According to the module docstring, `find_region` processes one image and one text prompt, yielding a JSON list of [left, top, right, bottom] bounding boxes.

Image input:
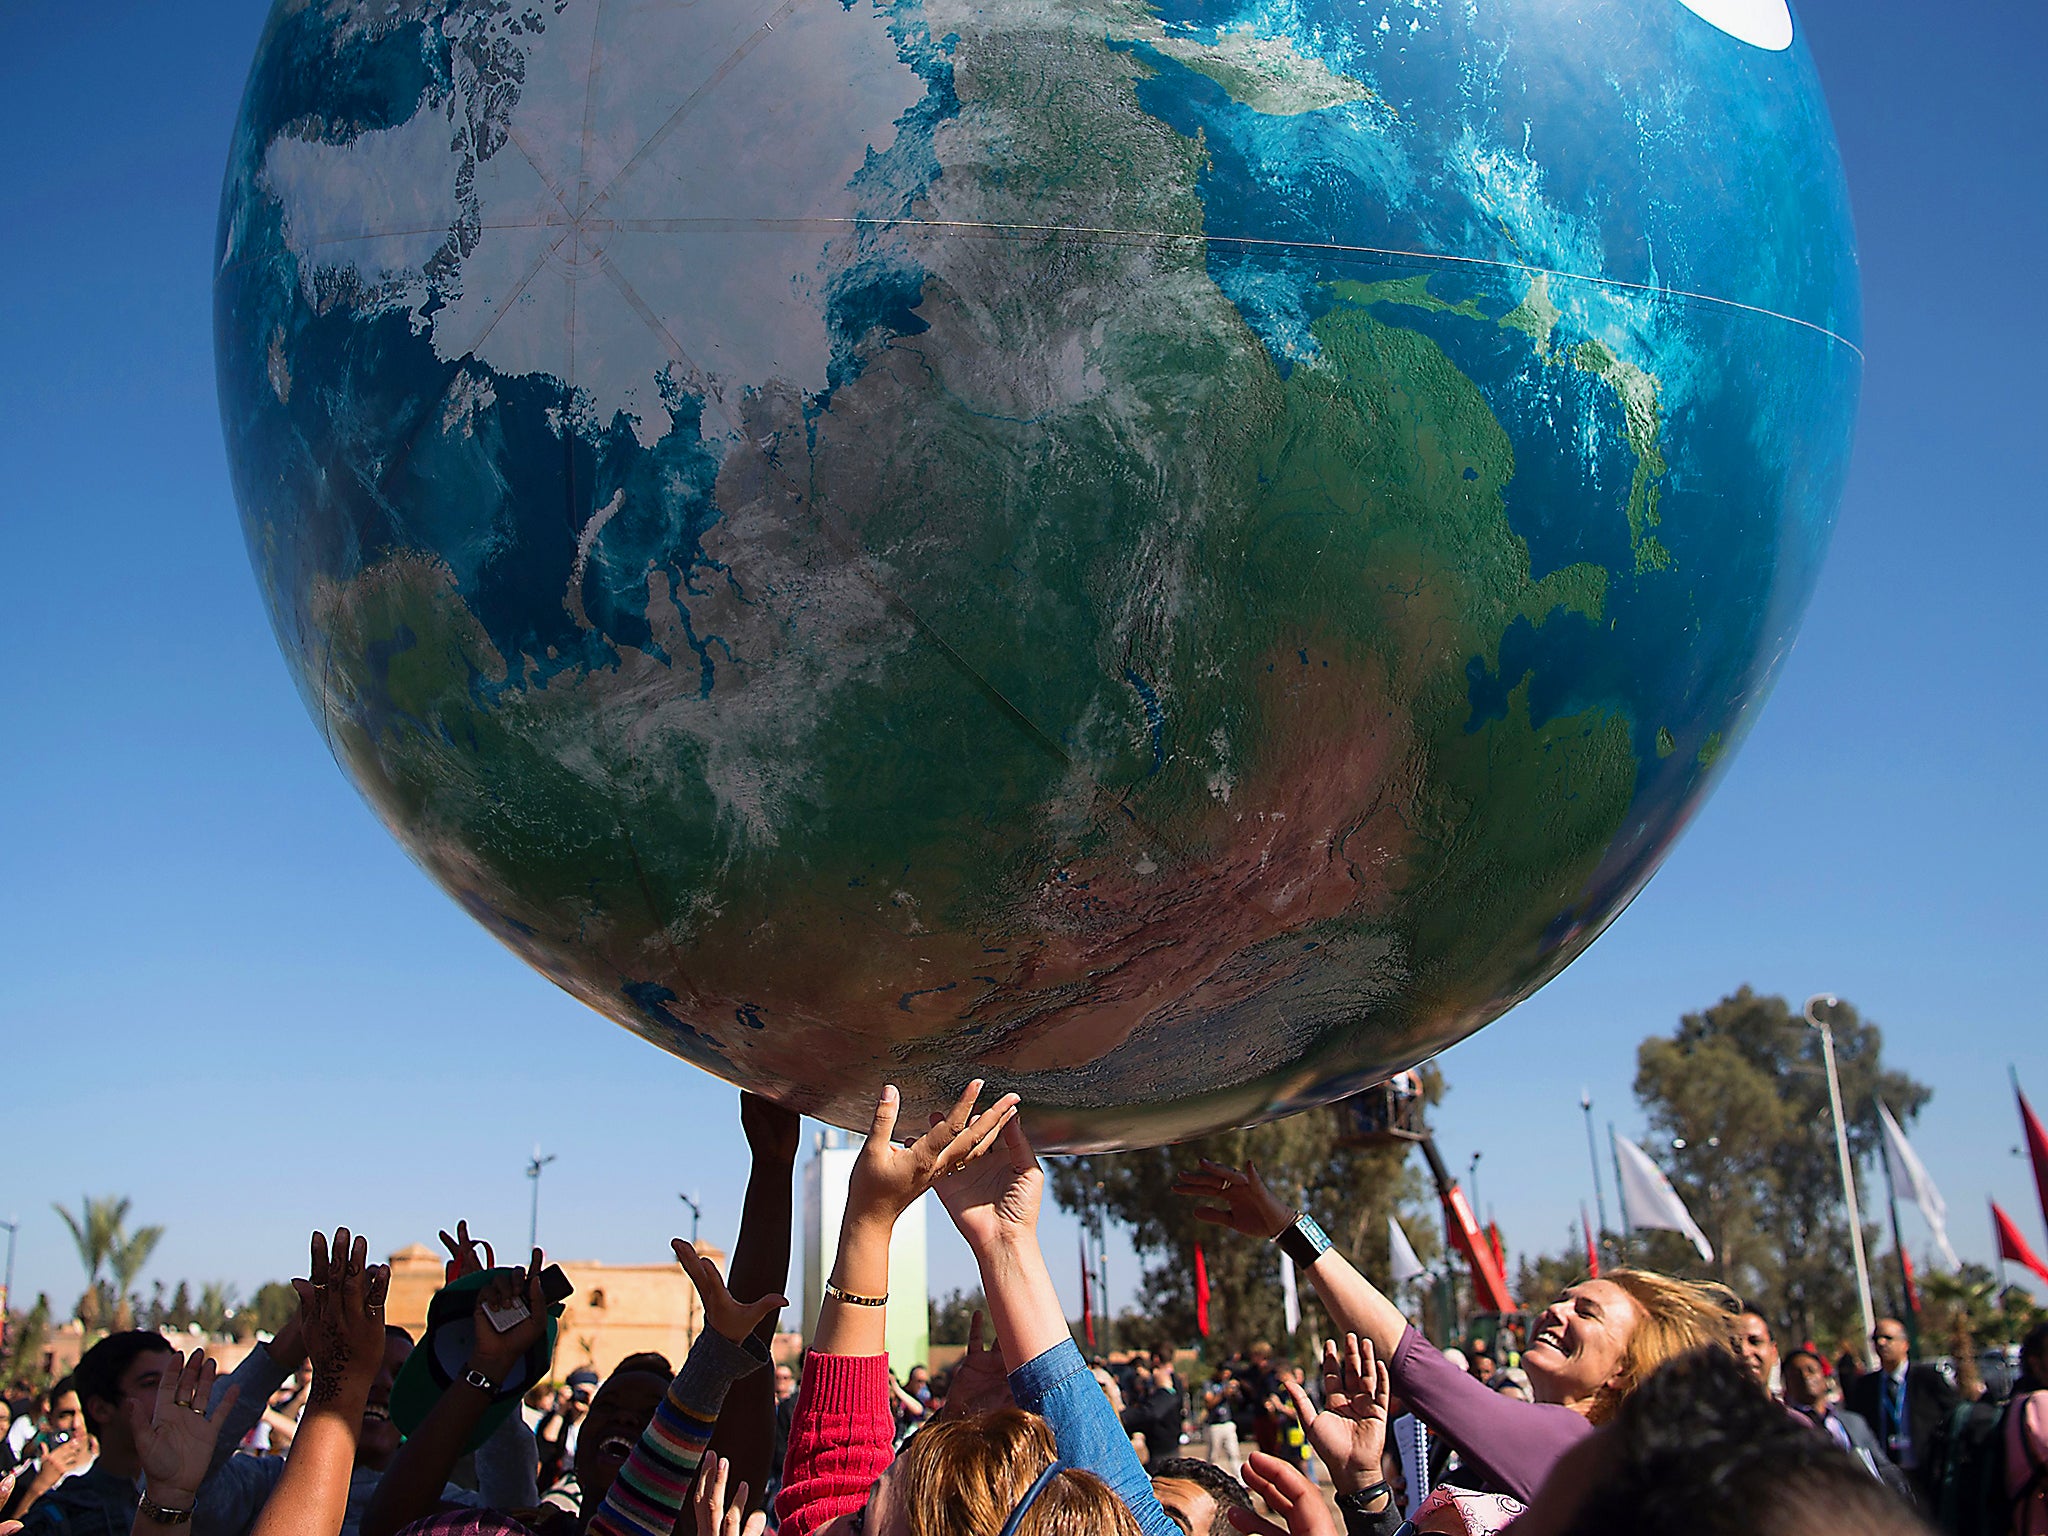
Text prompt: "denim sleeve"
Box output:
[[1008, 1339, 1177, 1536]]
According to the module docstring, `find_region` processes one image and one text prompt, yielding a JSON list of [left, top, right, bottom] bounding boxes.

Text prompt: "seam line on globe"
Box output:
[[233, 216, 1862, 356]]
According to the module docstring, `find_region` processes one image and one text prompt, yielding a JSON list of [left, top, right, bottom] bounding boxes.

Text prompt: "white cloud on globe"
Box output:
[[1674, 0, 1793, 50]]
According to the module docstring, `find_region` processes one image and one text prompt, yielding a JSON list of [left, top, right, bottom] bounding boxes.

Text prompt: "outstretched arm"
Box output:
[[585, 1241, 779, 1536], [705, 1094, 801, 1510], [249, 1228, 392, 1536], [1173, 1161, 1410, 1360], [776, 1082, 1016, 1536], [361, 1256, 549, 1536], [938, 1117, 1177, 1536]]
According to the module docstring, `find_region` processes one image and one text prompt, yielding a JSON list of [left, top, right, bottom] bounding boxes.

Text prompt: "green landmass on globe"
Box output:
[[215, 0, 1860, 1147]]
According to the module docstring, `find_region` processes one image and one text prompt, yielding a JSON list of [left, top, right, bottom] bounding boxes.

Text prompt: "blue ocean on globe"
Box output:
[[216, 0, 1859, 1147]]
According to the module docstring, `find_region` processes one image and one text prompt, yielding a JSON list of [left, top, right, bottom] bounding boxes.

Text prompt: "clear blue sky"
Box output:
[[1, 0, 2043, 1331]]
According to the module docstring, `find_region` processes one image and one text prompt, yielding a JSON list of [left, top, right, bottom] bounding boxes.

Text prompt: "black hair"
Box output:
[[2018, 1321, 2048, 1395], [384, 1323, 416, 1345], [1562, 1346, 1929, 1536], [72, 1331, 176, 1436], [1150, 1456, 1251, 1536]]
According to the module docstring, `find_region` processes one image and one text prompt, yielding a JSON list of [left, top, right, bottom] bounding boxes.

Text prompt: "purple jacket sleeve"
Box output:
[[1389, 1326, 1593, 1502]]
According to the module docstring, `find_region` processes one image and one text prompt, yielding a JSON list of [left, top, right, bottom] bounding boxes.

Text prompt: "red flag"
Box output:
[[1486, 1222, 1507, 1277], [1080, 1237, 1095, 1347], [1993, 1201, 2048, 1289], [1194, 1243, 1211, 1337], [2017, 1081, 2048, 1241], [1899, 1244, 1920, 1315], [1582, 1204, 1600, 1279]]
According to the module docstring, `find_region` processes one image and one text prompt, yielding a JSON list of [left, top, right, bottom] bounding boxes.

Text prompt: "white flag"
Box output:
[[1281, 1251, 1301, 1334], [1879, 1100, 1961, 1270], [1613, 1133, 1714, 1262], [1388, 1216, 1427, 1284]]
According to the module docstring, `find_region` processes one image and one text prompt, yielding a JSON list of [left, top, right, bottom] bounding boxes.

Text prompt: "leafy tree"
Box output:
[[246, 1282, 300, 1338], [1514, 1246, 1589, 1313], [195, 1282, 240, 1337], [929, 1287, 986, 1345], [2, 1293, 53, 1390], [1048, 1070, 1443, 1356], [108, 1223, 165, 1331], [167, 1281, 195, 1332], [1631, 988, 1930, 1344]]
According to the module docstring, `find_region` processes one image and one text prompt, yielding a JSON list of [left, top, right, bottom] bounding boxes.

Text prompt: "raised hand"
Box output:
[[672, 1238, 788, 1345], [1171, 1159, 1294, 1240], [467, 1250, 549, 1384], [1286, 1334, 1391, 1497], [933, 1115, 1042, 1253], [844, 1081, 1019, 1227], [438, 1220, 495, 1281], [292, 1227, 392, 1410], [692, 1452, 767, 1536], [1229, 1452, 1340, 1536], [740, 1092, 802, 1167], [130, 1349, 240, 1512], [934, 1311, 1012, 1421]]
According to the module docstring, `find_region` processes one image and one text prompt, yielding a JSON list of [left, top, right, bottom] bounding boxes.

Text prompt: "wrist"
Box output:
[[143, 1483, 199, 1509], [465, 1353, 519, 1389]]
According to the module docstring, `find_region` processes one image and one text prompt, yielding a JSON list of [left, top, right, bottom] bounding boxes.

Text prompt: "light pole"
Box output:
[[527, 1147, 558, 1252], [678, 1193, 702, 1244], [1806, 993, 1877, 1365], [0, 1216, 17, 1348], [1581, 1090, 1610, 1248], [1468, 1152, 1483, 1229]]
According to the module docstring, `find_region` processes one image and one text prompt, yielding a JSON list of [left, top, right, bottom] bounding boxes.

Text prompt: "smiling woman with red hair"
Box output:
[[1173, 1160, 1736, 1503]]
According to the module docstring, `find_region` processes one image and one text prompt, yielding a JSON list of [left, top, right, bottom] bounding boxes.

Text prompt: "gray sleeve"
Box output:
[[473, 1404, 541, 1510], [206, 1344, 293, 1480], [193, 1449, 288, 1536]]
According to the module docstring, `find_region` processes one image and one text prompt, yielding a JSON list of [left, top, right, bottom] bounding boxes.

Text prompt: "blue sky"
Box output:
[[1, 0, 2043, 1333]]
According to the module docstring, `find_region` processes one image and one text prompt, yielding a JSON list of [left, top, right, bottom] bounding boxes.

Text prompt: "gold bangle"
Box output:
[[824, 1280, 887, 1307]]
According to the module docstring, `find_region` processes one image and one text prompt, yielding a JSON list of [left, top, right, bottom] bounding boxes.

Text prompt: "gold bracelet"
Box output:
[[824, 1280, 888, 1307]]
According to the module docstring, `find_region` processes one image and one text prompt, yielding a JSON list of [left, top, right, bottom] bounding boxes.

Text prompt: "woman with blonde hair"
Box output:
[[1173, 1160, 1736, 1503]]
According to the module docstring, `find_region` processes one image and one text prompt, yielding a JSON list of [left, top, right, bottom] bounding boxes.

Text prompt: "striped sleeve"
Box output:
[[586, 1328, 770, 1536]]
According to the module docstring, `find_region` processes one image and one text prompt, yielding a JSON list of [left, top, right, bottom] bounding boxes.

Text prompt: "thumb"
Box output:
[[742, 1294, 790, 1333], [867, 1085, 902, 1146], [1227, 1511, 1286, 1536], [1283, 1377, 1315, 1424]]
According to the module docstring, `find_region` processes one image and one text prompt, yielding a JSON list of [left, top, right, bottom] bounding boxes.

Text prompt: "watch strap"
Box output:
[[137, 1495, 196, 1526], [462, 1365, 501, 1394], [1276, 1211, 1333, 1267]]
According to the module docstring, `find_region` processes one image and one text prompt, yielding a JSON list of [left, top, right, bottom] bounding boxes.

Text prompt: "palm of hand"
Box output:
[[934, 1140, 1040, 1246], [1306, 1394, 1383, 1477], [137, 1408, 217, 1491]]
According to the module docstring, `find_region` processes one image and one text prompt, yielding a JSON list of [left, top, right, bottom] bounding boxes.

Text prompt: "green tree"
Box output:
[[54, 1194, 129, 1326], [246, 1281, 300, 1338], [195, 1282, 240, 1337], [166, 1281, 195, 1332], [108, 1223, 166, 1331], [1631, 988, 1930, 1344], [2, 1292, 53, 1390], [1048, 1071, 1443, 1356], [929, 1286, 986, 1346]]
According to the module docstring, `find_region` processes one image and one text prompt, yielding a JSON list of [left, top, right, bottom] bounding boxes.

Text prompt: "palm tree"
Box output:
[[54, 1195, 129, 1326], [108, 1224, 165, 1331]]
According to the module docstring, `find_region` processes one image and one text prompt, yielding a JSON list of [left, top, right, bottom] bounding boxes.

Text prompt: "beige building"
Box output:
[[383, 1243, 718, 1383]]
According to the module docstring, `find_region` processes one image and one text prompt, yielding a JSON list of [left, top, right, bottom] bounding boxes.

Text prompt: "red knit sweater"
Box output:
[[775, 1354, 895, 1536]]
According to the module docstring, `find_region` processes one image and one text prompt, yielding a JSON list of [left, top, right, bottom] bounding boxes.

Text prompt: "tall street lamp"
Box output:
[[0, 1216, 17, 1348], [527, 1146, 558, 1251], [1581, 1090, 1610, 1247], [1806, 993, 1876, 1364], [678, 1193, 702, 1244]]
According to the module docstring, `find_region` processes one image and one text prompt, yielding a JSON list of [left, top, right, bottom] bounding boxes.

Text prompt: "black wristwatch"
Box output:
[[1334, 1483, 1394, 1536], [1275, 1211, 1333, 1267]]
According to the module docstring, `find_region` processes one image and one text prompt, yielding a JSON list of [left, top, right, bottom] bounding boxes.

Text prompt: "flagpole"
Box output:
[[1581, 1089, 1610, 1255], [1806, 994, 1878, 1367], [1608, 1122, 1632, 1261], [1878, 1108, 1919, 1355]]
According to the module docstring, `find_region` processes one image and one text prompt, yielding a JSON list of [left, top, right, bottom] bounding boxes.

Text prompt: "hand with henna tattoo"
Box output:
[[291, 1226, 391, 1412]]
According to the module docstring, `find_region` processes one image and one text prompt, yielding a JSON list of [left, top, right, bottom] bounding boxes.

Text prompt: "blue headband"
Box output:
[[996, 1460, 1067, 1536]]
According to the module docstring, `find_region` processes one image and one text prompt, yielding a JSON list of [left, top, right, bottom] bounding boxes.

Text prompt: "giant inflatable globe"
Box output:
[[217, 0, 1859, 1148]]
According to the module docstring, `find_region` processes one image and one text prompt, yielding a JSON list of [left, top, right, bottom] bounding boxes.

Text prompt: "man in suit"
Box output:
[[1845, 1317, 1960, 1503], [1785, 1347, 1915, 1503]]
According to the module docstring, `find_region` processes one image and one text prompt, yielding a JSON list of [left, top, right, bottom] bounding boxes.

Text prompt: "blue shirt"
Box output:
[[1009, 1339, 1178, 1536]]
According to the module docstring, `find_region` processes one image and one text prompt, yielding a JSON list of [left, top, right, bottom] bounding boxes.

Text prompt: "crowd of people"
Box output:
[[1, 1085, 2044, 1536]]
